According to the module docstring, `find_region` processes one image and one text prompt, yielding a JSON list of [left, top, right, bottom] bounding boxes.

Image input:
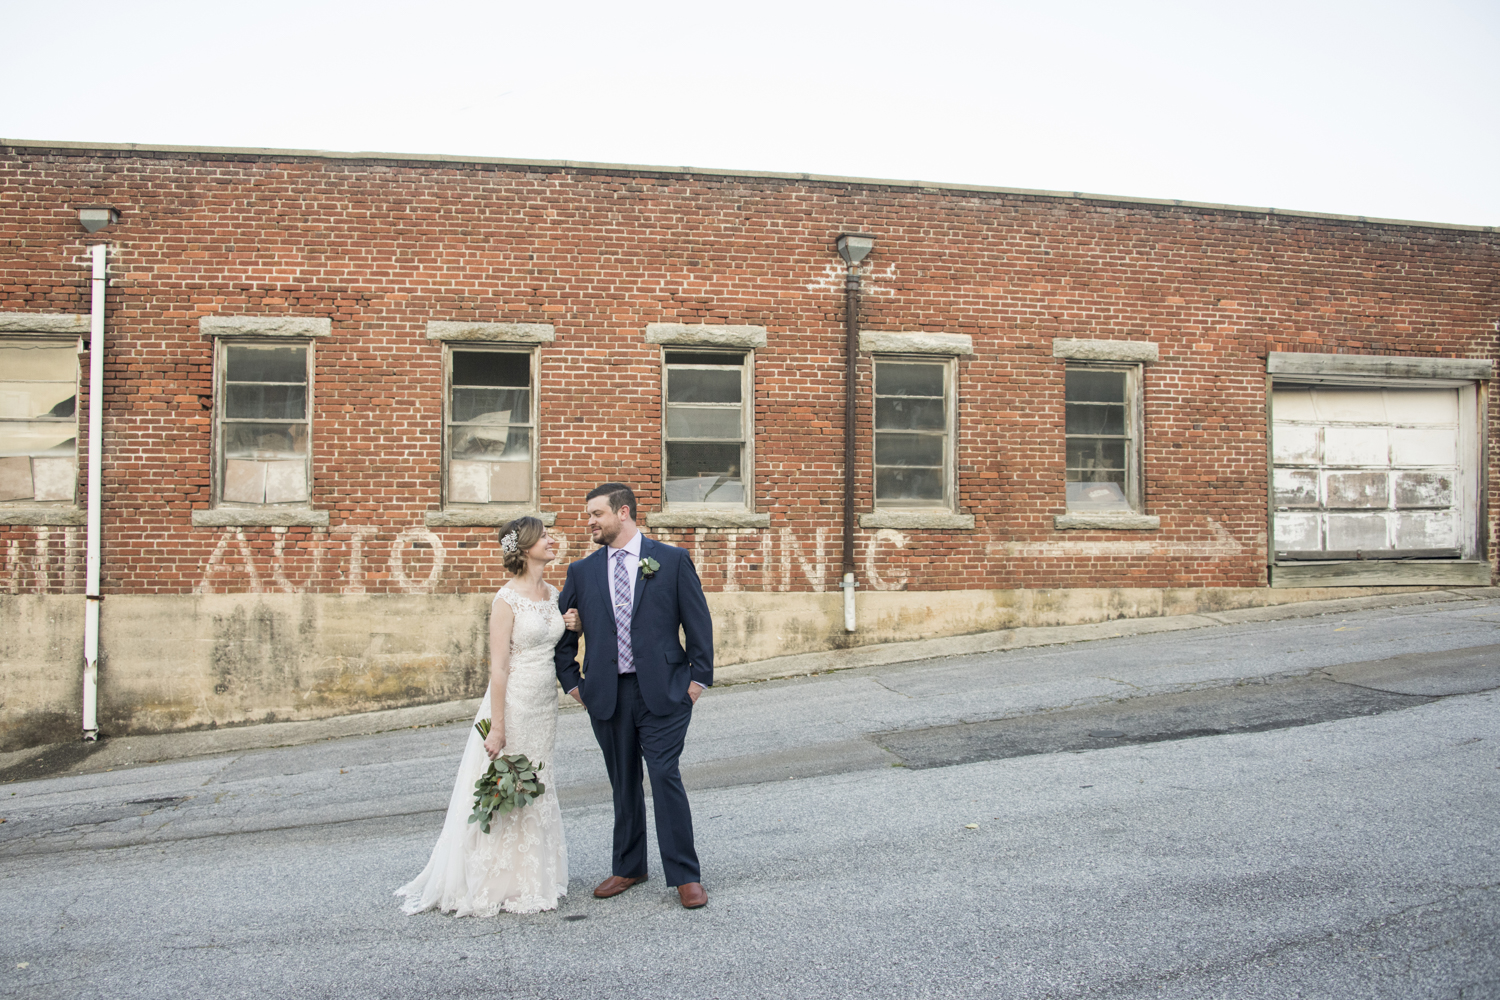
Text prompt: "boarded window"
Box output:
[[0, 340, 79, 503], [874, 360, 951, 507], [1271, 387, 1467, 557], [218, 343, 311, 505], [1065, 365, 1141, 512], [663, 351, 748, 505], [446, 349, 533, 504]]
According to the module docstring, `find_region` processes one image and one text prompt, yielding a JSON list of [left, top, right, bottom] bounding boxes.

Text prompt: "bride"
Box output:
[[397, 516, 572, 916]]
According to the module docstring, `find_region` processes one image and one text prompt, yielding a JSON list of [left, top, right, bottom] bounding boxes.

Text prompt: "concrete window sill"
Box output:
[[192, 507, 330, 527], [859, 511, 975, 530], [424, 508, 557, 528], [0, 505, 86, 526], [1054, 512, 1160, 530], [648, 509, 771, 529]]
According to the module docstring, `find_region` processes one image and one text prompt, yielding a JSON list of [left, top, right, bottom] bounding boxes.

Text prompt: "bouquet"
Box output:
[[469, 718, 547, 834]]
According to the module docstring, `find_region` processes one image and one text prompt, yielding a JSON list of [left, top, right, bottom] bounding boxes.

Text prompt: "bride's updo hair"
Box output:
[[498, 516, 546, 575]]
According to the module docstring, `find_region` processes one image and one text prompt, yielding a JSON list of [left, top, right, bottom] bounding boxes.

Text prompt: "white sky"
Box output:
[[3, 0, 1496, 225]]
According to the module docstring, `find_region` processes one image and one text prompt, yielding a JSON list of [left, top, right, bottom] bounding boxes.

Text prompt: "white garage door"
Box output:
[[1271, 387, 1467, 557]]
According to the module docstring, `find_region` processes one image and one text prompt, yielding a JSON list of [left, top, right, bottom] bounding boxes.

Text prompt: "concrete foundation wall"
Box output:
[[0, 584, 1444, 751]]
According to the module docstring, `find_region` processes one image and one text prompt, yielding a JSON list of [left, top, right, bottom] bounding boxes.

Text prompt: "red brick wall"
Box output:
[[2, 144, 1497, 598]]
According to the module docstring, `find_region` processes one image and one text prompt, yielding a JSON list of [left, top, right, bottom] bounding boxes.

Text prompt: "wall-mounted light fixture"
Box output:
[[77, 207, 119, 233], [835, 233, 876, 268]]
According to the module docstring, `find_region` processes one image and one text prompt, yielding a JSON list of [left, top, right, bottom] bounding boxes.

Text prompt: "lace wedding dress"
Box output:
[[396, 584, 569, 916]]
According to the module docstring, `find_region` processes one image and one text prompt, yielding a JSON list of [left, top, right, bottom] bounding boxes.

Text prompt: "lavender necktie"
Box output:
[[613, 549, 635, 675]]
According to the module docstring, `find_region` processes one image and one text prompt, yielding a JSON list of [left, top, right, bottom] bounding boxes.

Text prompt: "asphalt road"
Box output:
[[3, 596, 1499, 999]]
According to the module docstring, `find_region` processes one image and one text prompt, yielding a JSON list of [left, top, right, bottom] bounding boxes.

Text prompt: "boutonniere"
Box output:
[[639, 557, 661, 579]]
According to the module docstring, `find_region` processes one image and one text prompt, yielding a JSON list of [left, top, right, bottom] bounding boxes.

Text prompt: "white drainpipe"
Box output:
[[82, 243, 106, 741], [841, 572, 857, 632]]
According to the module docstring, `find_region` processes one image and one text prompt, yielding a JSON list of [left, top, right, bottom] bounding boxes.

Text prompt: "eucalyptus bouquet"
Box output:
[[469, 718, 547, 834]]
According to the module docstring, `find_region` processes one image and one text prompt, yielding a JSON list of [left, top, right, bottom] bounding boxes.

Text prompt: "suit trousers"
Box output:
[[590, 673, 700, 886]]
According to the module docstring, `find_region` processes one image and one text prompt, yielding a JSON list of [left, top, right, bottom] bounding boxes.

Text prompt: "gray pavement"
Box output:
[[2, 593, 1499, 998]]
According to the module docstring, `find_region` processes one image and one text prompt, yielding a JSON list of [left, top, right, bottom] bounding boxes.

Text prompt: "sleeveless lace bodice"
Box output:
[[397, 582, 568, 917]]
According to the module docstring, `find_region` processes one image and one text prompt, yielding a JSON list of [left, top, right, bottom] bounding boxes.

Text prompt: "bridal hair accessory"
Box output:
[[470, 718, 546, 834], [500, 531, 519, 553]]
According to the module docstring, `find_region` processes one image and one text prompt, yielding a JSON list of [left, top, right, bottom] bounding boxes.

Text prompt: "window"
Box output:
[[217, 341, 312, 505], [1065, 365, 1142, 513], [445, 348, 534, 505], [662, 350, 750, 507], [0, 339, 79, 504], [873, 358, 953, 508]]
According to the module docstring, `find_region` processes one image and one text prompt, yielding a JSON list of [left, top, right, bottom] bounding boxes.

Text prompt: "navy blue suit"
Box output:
[[555, 535, 713, 886]]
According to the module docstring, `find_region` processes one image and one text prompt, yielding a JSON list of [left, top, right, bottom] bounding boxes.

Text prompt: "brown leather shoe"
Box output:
[[677, 882, 707, 909], [593, 875, 647, 898]]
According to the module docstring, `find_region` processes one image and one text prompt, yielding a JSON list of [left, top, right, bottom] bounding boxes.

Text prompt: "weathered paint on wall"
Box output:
[[0, 579, 1441, 752]]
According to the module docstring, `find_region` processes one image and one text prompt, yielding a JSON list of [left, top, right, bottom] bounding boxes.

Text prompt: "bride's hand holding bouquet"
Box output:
[[482, 717, 506, 760]]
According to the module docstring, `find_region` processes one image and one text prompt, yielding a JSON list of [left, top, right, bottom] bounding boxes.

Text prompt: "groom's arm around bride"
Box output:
[[554, 482, 714, 908]]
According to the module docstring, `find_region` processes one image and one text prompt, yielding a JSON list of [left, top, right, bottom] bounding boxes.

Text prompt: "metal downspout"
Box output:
[[82, 243, 106, 741], [841, 266, 860, 632]]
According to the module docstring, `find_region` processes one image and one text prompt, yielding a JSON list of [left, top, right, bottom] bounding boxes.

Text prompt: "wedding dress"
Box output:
[[396, 584, 569, 916]]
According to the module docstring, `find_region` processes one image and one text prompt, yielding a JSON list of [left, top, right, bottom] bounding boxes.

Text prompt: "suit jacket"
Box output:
[[554, 535, 714, 720]]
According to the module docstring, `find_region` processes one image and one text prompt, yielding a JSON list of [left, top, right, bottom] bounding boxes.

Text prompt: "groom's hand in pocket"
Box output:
[[688, 682, 704, 705], [568, 687, 583, 705]]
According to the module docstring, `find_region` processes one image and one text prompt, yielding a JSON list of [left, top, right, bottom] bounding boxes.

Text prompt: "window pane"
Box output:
[[667, 368, 741, 404], [224, 422, 308, 460], [226, 383, 306, 420], [875, 363, 943, 397], [1065, 402, 1125, 436], [875, 432, 944, 467], [666, 405, 742, 439], [0, 422, 76, 456], [876, 396, 945, 431], [665, 442, 743, 503], [451, 425, 529, 462], [876, 466, 944, 502], [0, 344, 76, 381], [1066, 369, 1126, 403], [453, 351, 529, 387], [452, 387, 529, 424], [1067, 480, 1131, 510], [665, 351, 743, 367], [0, 381, 75, 419], [1066, 438, 1126, 473], [226, 344, 307, 383]]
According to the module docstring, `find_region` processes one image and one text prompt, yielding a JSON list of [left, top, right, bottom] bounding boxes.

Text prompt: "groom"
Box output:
[[554, 482, 714, 909]]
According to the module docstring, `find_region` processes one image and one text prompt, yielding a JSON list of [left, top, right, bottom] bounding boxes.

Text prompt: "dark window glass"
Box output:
[[665, 351, 744, 367], [225, 345, 306, 383], [874, 361, 948, 506], [1065, 367, 1134, 512], [452, 351, 529, 387]]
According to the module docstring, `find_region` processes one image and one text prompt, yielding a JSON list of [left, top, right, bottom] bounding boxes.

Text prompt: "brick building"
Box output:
[[2, 139, 1496, 750]]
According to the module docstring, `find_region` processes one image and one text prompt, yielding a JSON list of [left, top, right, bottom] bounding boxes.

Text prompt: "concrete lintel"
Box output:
[[645, 324, 768, 349], [424, 508, 557, 527], [860, 331, 974, 356], [200, 316, 332, 338], [1053, 338, 1159, 363], [0, 506, 85, 525], [859, 511, 976, 530], [649, 510, 772, 529], [425, 322, 556, 344], [191, 507, 330, 527], [1054, 512, 1162, 530], [0, 313, 89, 335], [1267, 352, 1492, 382]]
